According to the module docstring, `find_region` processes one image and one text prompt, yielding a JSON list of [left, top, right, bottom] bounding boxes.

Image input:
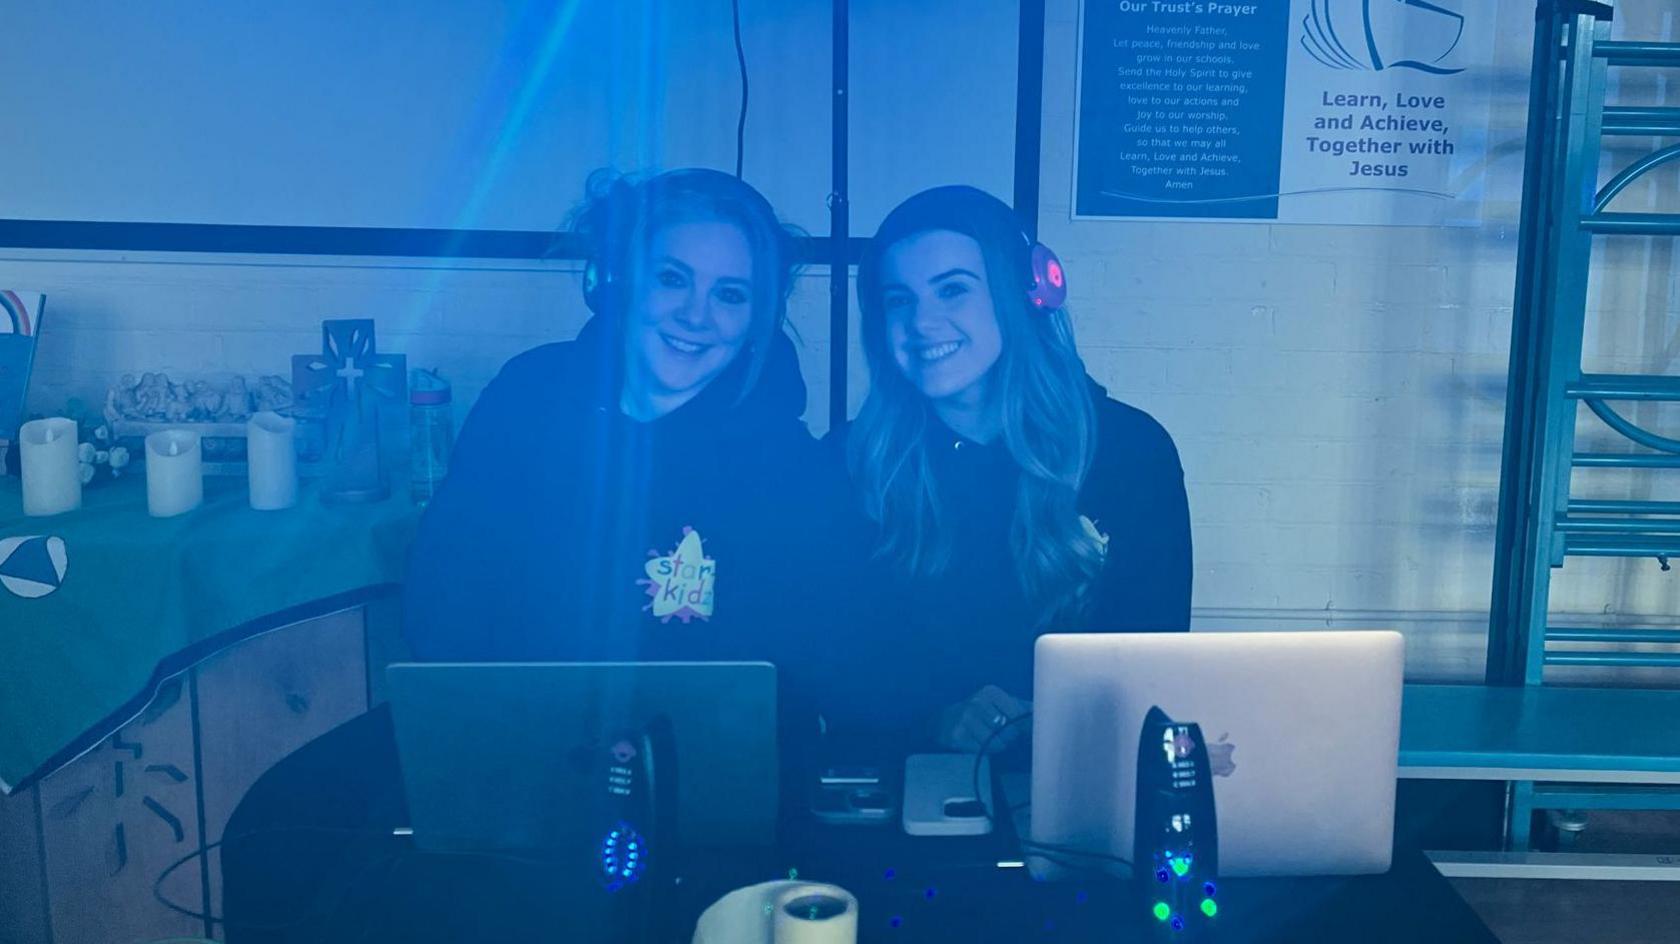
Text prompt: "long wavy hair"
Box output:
[[564, 168, 801, 395], [850, 187, 1105, 627]]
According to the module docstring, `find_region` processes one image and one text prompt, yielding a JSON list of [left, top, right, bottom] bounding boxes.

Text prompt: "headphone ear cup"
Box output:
[[583, 260, 619, 315], [582, 260, 603, 313], [1026, 242, 1068, 311]]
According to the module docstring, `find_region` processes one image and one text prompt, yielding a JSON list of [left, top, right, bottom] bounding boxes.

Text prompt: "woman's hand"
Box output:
[[934, 684, 1031, 754]]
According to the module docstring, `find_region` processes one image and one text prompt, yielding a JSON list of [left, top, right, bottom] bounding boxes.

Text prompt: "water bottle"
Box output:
[[409, 369, 453, 505]]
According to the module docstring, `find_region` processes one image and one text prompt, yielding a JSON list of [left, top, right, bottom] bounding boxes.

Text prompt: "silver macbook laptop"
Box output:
[[1029, 631, 1403, 878]]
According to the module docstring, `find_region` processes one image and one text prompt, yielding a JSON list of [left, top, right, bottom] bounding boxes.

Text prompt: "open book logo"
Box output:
[[1301, 0, 1466, 75]]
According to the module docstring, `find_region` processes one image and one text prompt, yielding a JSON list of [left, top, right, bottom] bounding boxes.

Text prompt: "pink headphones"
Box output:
[[869, 186, 1071, 315], [1027, 241, 1068, 311]]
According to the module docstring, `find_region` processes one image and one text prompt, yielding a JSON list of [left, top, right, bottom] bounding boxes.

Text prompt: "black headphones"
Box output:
[[578, 169, 786, 317], [581, 256, 617, 315], [580, 179, 638, 316]]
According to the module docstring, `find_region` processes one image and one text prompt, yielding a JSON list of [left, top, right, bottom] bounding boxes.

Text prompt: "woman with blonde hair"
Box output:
[[842, 185, 1191, 752]]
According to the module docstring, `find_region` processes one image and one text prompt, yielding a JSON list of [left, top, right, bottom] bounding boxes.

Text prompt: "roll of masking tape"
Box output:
[[692, 880, 858, 944], [772, 883, 858, 944]]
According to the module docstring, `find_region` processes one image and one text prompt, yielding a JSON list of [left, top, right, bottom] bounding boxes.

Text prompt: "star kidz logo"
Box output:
[[639, 527, 716, 623]]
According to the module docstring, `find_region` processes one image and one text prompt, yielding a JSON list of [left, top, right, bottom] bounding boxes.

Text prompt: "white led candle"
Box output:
[[145, 429, 203, 518], [246, 411, 298, 511], [19, 417, 82, 516]]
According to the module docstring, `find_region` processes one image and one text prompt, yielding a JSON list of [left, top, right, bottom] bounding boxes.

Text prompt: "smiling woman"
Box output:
[[220, 169, 847, 941], [620, 221, 758, 420], [833, 185, 1193, 754], [405, 166, 819, 659]]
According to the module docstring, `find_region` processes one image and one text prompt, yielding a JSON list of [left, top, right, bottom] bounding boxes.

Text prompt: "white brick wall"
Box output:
[[1036, 0, 1680, 679], [0, 253, 843, 442]]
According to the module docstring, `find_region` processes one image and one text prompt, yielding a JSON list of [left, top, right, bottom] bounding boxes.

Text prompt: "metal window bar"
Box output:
[[1485, 0, 1680, 864], [1491, 0, 1680, 682]]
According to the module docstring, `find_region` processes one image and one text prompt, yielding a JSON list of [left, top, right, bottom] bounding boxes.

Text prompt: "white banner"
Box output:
[[1073, 0, 1497, 225]]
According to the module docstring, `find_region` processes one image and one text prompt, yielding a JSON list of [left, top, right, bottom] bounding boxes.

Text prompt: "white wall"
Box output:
[[0, 0, 1016, 236], [0, 0, 1018, 442], [4, 1, 1678, 683], [1039, 0, 1680, 680]]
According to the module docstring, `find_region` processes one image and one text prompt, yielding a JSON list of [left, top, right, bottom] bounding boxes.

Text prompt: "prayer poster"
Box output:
[[1073, 1, 1495, 225]]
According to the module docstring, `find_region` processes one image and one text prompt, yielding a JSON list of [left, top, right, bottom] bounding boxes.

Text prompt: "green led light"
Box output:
[[1170, 857, 1191, 877], [1201, 898, 1219, 917], [1153, 902, 1172, 922]]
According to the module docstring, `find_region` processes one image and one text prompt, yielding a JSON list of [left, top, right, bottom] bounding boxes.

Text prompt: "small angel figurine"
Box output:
[[134, 373, 169, 419], [220, 376, 253, 421], [189, 380, 224, 421], [254, 375, 292, 413]]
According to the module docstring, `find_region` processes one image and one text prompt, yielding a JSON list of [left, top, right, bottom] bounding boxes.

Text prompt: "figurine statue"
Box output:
[[103, 372, 294, 425], [220, 377, 252, 421], [136, 373, 168, 419], [253, 375, 291, 414]]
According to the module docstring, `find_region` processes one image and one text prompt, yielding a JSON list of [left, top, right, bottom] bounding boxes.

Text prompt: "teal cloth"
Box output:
[[0, 474, 418, 791]]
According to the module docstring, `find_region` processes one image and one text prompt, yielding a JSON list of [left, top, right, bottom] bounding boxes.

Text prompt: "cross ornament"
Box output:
[[336, 357, 365, 392], [292, 319, 406, 502]]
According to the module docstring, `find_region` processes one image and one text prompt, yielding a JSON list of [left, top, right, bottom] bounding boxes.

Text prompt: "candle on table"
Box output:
[[19, 417, 82, 516], [146, 429, 203, 518], [246, 411, 298, 511]]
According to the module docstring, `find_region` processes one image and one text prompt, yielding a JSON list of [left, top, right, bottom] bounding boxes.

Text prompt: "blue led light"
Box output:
[[1156, 868, 1171, 883], [889, 916, 903, 928], [1171, 915, 1185, 931], [924, 887, 937, 900], [598, 822, 646, 889], [1203, 881, 1216, 897], [884, 868, 897, 881]]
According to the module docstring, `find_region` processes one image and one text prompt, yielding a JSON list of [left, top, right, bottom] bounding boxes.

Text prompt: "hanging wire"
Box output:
[[730, 0, 749, 177]]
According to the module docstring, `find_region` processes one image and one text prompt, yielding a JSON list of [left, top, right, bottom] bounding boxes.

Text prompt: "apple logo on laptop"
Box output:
[[1207, 733, 1236, 778], [1170, 727, 1237, 777]]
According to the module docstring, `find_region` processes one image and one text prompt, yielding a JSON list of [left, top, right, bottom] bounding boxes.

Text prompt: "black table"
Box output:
[[219, 709, 1497, 943], [236, 804, 1493, 943]]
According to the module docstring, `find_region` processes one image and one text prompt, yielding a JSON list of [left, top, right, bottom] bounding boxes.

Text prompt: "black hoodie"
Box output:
[[826, 380, 1192, 735], [403, 318, 836, 676]]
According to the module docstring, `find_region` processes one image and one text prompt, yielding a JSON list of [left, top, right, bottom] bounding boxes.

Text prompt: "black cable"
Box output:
[[152, 825, 563, 930], [348, 850, 413, 944], [1020, 838, 1133, 872], [1020, 846, 1129, 877], [971, 710, 1033, 825], [969, 710, 1135, 876], [730, 0, 749, 178]]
